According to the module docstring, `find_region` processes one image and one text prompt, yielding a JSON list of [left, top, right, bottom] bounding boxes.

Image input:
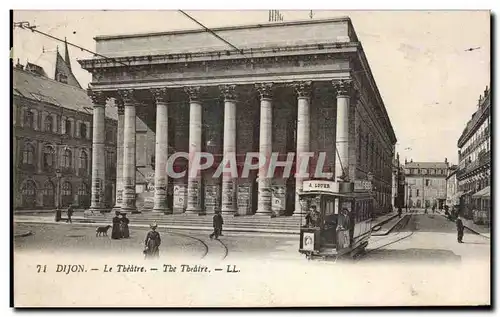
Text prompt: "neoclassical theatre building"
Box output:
[[79, 17, 397, 216]]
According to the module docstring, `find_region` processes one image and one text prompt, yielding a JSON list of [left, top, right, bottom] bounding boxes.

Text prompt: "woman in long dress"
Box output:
[[111, 211, 122, 240], [120, 213, 130, 238], [144, 223, 161, 259]]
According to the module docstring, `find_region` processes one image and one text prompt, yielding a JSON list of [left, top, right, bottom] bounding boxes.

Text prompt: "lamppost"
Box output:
[[55, 168, 62, 221]]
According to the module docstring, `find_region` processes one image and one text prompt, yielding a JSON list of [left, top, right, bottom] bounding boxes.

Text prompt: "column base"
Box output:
[[221, 209, 237, 215], [255, 209, 273, 216], [121, 207, 139, 214], [153, 208, 172, 215], [185, 208, 202, 214]]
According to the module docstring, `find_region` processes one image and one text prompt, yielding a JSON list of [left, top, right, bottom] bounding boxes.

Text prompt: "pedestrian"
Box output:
[[144, 223, 161, 259], [398, 207, 402, 218], [456, 216, 465, 243], [305, 205, 320, 227], [210, 210, 224, 240], [111, 211, 122, 239], [66, 205, 74, 223], [432, 205, 436, 214], [120, 213, 130, 239]]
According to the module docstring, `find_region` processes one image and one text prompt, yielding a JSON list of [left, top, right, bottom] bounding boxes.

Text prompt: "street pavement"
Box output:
[[13, 210, 490, 306], [14, 210, 489, 263]]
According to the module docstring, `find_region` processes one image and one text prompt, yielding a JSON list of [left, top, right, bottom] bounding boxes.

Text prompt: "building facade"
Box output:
[[78, 18, 397, 216], [403, 159, 449, 209], [12, 46, 118, 210], [445, 165, 458, 207], [456, 86, 491, 223], [391, 153, 405, 209]]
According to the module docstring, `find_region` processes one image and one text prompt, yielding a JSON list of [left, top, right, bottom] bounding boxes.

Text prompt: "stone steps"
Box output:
[[82, 213, 303, 230]]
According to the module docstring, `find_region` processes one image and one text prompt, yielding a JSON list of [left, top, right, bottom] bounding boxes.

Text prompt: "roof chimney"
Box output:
[[14, 58, 24, 70], [445, 157, 448, 164], [410, 158, 413, 163]]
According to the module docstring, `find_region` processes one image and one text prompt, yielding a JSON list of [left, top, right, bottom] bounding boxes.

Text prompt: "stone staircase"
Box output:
[[83, 212, 303, 232]]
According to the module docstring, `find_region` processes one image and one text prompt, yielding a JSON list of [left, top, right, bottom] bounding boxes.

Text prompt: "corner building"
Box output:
[[79, 18, 397, 216]]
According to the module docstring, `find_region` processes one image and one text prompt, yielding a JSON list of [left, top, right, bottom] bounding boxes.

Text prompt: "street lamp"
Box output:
[[55, 168, 62, 222]]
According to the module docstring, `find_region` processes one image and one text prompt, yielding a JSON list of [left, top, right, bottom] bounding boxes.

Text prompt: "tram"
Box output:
[[298, 179, 373, 259]]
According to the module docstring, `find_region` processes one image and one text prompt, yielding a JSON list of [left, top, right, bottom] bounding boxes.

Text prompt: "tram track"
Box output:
[[354, 213, 416, 261], [166, 230, 229, 260]]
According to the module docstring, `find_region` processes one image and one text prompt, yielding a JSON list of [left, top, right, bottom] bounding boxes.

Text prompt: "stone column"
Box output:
[[333, 79, 355, 182], [119, 89, 138, 213], [255, 83, 274, 215], [112, 99, 125, 212], [152, 88, 171, 214], [219, 85, 238, 215], [185, 86, 203, 214], [88, 90, 107, 212], [294, 82, 312, 214]]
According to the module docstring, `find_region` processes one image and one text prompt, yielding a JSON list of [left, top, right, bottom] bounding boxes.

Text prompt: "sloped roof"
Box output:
[[13, 67, 117, 120], [54, 51, 82, 89], [405, 162, 448, 169]]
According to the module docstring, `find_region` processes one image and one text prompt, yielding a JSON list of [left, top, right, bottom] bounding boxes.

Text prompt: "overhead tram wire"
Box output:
[[177, 10, 244, 55]]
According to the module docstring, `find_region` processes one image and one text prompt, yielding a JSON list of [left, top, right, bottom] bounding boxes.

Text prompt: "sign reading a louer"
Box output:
[[302, 180, 340, 193]]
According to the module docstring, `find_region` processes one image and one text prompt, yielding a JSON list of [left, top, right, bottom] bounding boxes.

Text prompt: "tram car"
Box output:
[[298, 179, 373, 259]]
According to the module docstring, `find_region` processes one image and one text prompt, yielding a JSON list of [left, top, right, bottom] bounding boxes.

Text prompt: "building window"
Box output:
[[416, 189, 420, 197], [63, 149, 72, 168], [44, 115, 53, 132], [43, 146, 55, 170], [65, 120, 72, 136], [21, 180, 37, 207], [24, 110, 34, 128], [22, 143, 35, 165], [78, 183, 88, 196], [80, 123, 87, 139], [80, 150, 88, 171], [426, 179, 430, 186]]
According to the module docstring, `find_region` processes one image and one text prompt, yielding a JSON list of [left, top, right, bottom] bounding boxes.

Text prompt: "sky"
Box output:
[[12, 10, 491, 165]]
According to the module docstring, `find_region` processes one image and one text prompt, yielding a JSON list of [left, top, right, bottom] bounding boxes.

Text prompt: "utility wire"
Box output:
[[13, 21, 129, 67], [178, 10, 244, 55]]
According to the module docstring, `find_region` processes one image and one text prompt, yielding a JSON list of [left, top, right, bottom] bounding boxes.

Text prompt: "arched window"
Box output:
[[21, 180, 37, 207], [65, 120, 72, 136], [44, 115, 53, 132], [43, 181, 55, 196], [63, 149, 72, 168], [80, 123, 87, 139], [43, 180, 55, 207], [22, 143, 35, 165], [80, 150, 88, 171], [24, 110, 34, 128], [43, 146, 55, 170]]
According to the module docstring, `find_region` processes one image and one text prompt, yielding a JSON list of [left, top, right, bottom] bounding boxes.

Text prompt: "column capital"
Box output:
[[87, 89, 108, 106], [117, 89, 137, 106], [150, 87, 169, 104], [219, 84, 237, 101], [184, 86, 202, 102], [255, 83, 274, 100], [293, 81, 312, 99], [332, 79, 356, 98]]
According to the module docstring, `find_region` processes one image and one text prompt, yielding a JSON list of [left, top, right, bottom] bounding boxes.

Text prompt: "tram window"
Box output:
[[324, 199, 334, 216]]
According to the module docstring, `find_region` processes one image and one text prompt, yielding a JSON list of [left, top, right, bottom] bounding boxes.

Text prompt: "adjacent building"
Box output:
[[12, 44, 118, 210], [403, 159, 449, 209], [456, 85, 491, 223], [78, 17, 398, 216], [445, 165, 458, 207], [391, 153, 405, 209]]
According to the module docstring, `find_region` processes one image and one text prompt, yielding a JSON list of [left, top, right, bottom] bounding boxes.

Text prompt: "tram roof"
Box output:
[[298, 190, 373, 198]]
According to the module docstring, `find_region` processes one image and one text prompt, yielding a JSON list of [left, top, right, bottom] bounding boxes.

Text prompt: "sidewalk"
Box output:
[[436, 210, 490, 238]]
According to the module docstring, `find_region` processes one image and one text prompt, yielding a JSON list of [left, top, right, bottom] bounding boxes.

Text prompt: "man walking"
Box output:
[[66, 205, 74, 223], [456, 216, 465, 243], [210, 210, 224, 240]]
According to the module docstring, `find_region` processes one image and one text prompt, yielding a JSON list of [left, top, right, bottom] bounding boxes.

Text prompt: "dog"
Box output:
[[96, 225, 112, 237]]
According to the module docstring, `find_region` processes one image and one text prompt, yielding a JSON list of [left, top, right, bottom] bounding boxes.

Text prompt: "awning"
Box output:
[[472, 186, 490, 198], [454, 191, 465, 197]]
